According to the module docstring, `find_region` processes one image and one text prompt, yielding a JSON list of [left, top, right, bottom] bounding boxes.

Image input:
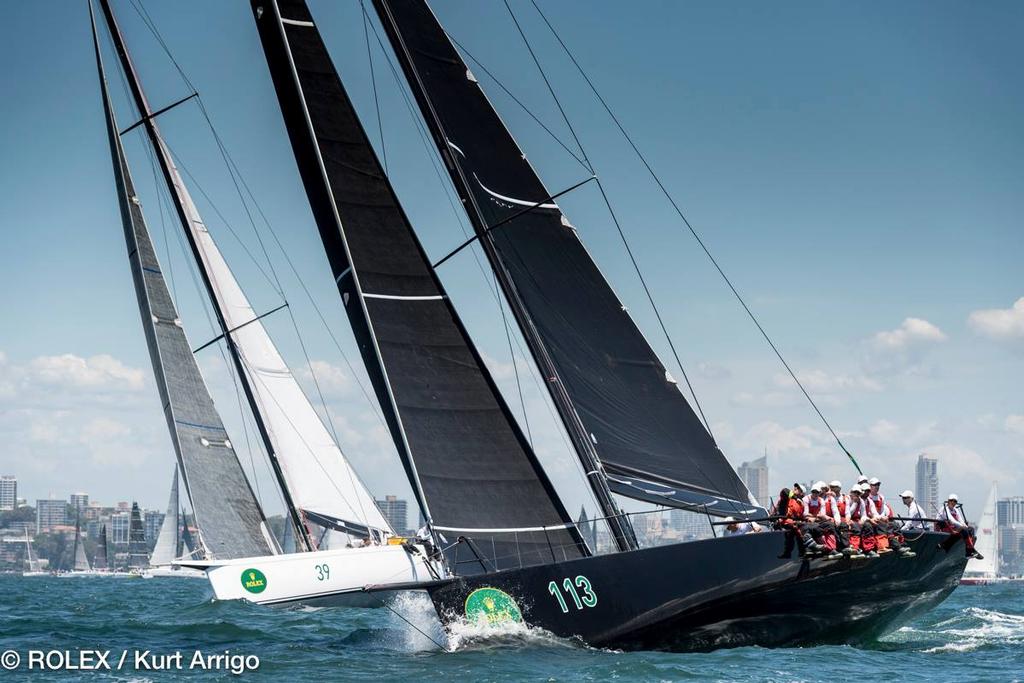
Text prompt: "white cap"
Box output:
[[900, 490, 914, 498], [868, 477, 881, 486], [857, 475, 869, 484], [829, 480, 842, 488], [723, 516, 736, 523], [947, 493, 959, 502], [814, 481, 828, 491], [810, 484, 822, 493], [850, 485, 863, 494]]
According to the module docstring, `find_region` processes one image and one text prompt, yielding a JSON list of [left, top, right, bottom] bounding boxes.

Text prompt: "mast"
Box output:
[[89, 0, 275, 559], [97, 0, 310, 550], [372, 0, 636, 550]]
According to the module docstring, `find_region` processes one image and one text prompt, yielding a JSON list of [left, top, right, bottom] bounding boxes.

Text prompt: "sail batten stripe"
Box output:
[[281, 17, 314, 27], [363, 293, 445, 301]]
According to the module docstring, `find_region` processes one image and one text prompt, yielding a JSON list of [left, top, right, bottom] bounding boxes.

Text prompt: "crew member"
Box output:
[[805, 482, 839, 553], [846, 485, 877, 557], [824, 481, 853, 553], [723, 517, 763, 536], [936, 494, 983, 559], [865, 477, 886, 517], [900, 490, 927, 530], [775, 488, 823, 558]]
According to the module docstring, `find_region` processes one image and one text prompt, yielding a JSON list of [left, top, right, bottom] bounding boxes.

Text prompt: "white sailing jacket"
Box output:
[[903, 500, 927, 529]]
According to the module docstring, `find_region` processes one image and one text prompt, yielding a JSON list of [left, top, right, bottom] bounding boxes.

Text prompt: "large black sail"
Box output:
[[373, 0, 756, 515], [91, 5, 275, 559], [251, 0, 586, 571]]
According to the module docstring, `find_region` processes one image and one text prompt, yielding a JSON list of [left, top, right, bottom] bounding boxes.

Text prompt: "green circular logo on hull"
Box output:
[[464, 587, 523, 625], [241, 568, 267, 594]]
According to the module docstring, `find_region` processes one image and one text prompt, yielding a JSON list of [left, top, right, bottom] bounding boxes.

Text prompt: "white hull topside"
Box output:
[[183, 543, 437, 608]]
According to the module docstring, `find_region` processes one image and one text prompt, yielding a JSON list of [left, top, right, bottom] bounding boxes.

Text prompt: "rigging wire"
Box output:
[[502, 0, 716, 441], [525, 0, 861, 474], [361, 0, 388, 175]]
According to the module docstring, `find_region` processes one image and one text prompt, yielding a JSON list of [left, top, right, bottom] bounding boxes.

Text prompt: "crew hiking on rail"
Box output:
[[766, 476, 984, 561]]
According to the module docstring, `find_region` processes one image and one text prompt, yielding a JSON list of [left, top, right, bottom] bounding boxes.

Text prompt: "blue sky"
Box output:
[[1, 1, 1021, 522]]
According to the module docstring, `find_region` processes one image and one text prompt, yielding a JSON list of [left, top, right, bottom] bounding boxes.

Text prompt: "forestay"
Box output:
[[373, 0, 759, 516], [252, 0, 587, 572]]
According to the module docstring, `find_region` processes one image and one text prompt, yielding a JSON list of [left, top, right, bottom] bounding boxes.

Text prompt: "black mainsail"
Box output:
[[372, 0, 757, 517], [90, 3, 274, 559], [252, 0, 586, 571]]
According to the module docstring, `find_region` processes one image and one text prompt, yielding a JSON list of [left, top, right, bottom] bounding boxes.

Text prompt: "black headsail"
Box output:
[[90, 2, 275, 559], [372, 0, 759, 519], [251, 0, 586, 572]]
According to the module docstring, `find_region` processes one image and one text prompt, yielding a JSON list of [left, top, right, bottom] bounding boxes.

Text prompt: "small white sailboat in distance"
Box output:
[[62, 514, 104, 577], [22, 528, 48, 577], [144, 469, 205, 579], [961, 483, 1002, 585]]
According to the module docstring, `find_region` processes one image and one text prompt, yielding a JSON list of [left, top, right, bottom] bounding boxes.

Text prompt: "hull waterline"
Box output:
[[424, 530, 967, 651]]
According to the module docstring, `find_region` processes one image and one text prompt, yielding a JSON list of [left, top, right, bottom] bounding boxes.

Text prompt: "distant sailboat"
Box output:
[[145, 469, 204, 578], [62, 514, 101, 577], [961, 483, 1001, 585], [22, 528, 47, 577], [89, 0, 436, 604]]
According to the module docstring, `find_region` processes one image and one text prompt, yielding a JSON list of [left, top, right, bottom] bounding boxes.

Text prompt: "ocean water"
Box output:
[[1, 575, 1021, 682]]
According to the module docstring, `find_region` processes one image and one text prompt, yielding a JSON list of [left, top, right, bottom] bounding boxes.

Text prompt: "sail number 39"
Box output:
[[547, 575, 597, 613], [315, 563, 330, 581]]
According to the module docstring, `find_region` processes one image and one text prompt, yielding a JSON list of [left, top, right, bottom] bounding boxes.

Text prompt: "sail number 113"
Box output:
[[547, 575, 597, 613]]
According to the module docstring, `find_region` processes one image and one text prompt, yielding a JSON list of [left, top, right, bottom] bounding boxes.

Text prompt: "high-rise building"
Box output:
[[144, 510, 165, 543], [69, 492, 89, 512], [0, 476, 16, 511], [111, 511, 130, 544], [36, 498, 67, 533], [997, 497, 1024, 527], [737, 456, 770, 507], [375, 495, 408, 535], [915, 454, 939, 515]]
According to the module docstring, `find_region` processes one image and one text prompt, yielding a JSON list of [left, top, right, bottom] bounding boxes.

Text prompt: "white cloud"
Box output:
[[862, 317, 947, 376], [1006, 414, 1024, 435], [871, 318, 947, 350], [739, 421, 824, 454], [26, 353, 144, 391], [866, 418, 938, 447], [968, 297, 1024, 341], [301, 360, 352, 397]]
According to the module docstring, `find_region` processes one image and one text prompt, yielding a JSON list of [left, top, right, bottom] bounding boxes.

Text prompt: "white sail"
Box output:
[[73, 531, 91, 572], [150, 468, 180, 566], [155, 138, 391, 544], [965, 483, 999, 578], [25, 529, 40, 572]]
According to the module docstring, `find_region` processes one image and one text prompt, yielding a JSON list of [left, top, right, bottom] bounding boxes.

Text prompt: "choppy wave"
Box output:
[[885, 603, 1024, 654]]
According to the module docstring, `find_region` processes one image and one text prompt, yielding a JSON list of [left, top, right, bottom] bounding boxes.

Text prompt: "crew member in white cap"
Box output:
[[900, 490, 927, 530], [865, 477, 886, 517], [937, 494, 983, 559], [723, 516, 763, 536]]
